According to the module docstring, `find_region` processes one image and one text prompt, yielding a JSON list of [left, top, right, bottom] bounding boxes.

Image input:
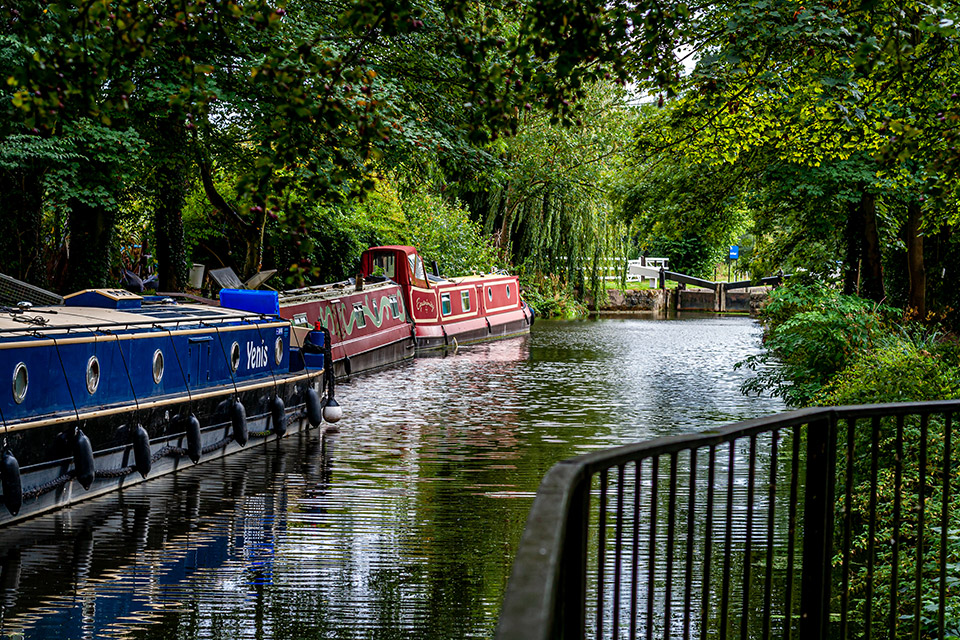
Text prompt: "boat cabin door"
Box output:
[[362, 247, 436, 323], [188, 336, 213, 387]]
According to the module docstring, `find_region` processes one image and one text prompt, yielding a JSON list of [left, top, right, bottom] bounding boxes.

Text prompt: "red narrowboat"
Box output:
[[359, 246, 533, 350], [278, 278, 414, 378]]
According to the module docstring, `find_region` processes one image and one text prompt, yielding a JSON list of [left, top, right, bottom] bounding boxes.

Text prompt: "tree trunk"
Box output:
[[66, 198, 115, 292], [859, 191, 885, 302], [843, 198, 862, 295], [153, 117, 189, 291], [905, 200, 925, 318], [242, 220, 267, 279], [198, 157, 265, 278], [0, 169, 45, 286]]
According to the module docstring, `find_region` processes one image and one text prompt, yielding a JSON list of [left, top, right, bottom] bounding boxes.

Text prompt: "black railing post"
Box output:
[[799, 416, 838, 640], [558, 476, 591, 637]]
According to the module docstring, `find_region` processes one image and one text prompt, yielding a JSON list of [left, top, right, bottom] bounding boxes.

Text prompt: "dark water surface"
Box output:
[[0, 316, 784, 639]]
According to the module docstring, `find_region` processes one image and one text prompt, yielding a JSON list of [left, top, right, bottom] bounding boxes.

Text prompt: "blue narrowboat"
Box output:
[[0, 288, 338, 526]]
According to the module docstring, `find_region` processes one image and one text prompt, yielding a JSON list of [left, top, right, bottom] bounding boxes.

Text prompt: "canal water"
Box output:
[[0, 316, 784, 639]]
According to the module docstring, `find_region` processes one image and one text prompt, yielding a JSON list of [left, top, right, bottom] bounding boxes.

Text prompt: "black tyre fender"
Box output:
[[305, 388, 323, 427]]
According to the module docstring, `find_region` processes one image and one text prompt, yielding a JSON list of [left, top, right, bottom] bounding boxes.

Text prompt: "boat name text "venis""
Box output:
[[247, 341, 269, 369]]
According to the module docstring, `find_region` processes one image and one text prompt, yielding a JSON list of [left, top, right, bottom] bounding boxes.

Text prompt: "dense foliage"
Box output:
[[742, 280, 960, 637], [3, 0, 960, 317], [740, 281, 959, 407], [0, 0, 660, 309]]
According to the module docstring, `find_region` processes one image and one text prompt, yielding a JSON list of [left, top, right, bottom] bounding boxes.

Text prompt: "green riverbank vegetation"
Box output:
[[740, 280, 960, 637]]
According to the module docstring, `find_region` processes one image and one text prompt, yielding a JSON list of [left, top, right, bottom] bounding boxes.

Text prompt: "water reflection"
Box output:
[[0, 316, 783, 639]]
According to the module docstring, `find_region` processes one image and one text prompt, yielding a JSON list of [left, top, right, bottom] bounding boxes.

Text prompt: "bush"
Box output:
[[519, 271, 587, 319], [647, 233, 715, 278], [815, 339, 960, 406], [824, 339, 960, 638], [266, 178, 502, 286], [738, 282, 895, 406], [744, 282, 960, 638]]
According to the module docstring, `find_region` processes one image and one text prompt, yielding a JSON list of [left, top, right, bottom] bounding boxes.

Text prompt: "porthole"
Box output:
[[12, 362, 27, 404], [506, 284, 511, 299], [86, 356, 100, 394], [152, 349, 164, 384], [487, 288, 493, 302], [275, 336, 284, 365], [230, 342, 240, 372]]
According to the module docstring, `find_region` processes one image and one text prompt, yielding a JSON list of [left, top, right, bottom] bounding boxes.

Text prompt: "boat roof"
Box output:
[[278, 278, 398, 305], [0, 301, 277, 339]]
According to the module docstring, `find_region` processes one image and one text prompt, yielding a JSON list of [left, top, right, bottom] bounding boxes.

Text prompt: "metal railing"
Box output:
[[497, 401, 960, 640]]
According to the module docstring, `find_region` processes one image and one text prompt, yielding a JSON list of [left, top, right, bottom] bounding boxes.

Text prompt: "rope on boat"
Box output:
[[152, 445, 189, 462], [95, 465, 136, 479], [201, 436, 234, 454], [21, 471, 75, 501]]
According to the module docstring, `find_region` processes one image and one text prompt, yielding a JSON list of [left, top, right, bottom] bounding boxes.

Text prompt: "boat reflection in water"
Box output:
[[0, 429, 334, 639]]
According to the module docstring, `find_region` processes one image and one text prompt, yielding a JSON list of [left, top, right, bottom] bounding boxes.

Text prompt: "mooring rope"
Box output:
[[21, 471, 74, 501], [209, 322, 241, 399], [49, 333, 81, 425], [108, 330, 141, 422]]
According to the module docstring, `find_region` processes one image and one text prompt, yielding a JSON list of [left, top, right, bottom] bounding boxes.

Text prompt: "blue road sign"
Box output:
[[729, 245, 739, 260]]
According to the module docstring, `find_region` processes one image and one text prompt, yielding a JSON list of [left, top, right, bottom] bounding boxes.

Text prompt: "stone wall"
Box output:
[[592, 287, 770, 315], [594, 288, 666, 313]]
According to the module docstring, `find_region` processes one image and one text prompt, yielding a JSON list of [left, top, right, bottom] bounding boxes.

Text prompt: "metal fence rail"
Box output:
[[496, 401, 960, 640]]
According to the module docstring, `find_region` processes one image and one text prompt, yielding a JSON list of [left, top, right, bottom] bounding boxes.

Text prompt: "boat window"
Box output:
[[372, 253, 396, 278], [12, 362, 27, 404], [230, 342, 240, 372], [86, 356, 100, 394], [506, 284, 511, 299], [414, 256, 426, 281], [275, 337, 284, 365], [487, 287, 493, 302], [441, 293, 451, 316], [292, 312, 308, 326], [353, 303, 367, 328], [461, 290, 471, 312], [408, 253, 429, 288], [389, 295, 400, 318], [153, 349, 164, 384], [371, 299, 378, 317]]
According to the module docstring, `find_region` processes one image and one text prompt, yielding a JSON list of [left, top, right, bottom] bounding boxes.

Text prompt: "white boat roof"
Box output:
[[0, 301, 275, 338]]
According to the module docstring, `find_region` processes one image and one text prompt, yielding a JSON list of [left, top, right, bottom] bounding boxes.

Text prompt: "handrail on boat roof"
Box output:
[[0, 309, 284, 336]]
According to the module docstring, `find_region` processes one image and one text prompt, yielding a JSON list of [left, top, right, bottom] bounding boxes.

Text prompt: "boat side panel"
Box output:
[[408, 287, 439, 324], [279, 285, 412, 364], [0, 324, 291, 424]]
